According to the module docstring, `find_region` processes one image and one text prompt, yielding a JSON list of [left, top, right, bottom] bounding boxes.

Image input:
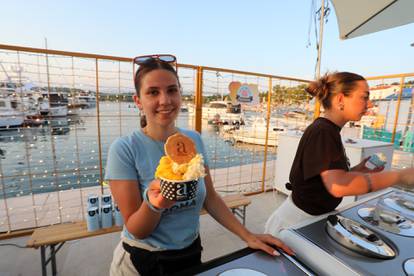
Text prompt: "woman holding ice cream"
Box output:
[[105, 55, 293, 276], [265, 71, 414, 237]]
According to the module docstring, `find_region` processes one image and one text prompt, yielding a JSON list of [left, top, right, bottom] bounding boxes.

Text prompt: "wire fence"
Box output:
[[0, 44, 413, 233]]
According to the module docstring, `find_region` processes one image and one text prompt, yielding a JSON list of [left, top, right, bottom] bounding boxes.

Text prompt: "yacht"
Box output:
[[229, 117, 295, 146], [283, 109, 311, 121], [190, 101, 244, 125], [0, 97, 25, 128], [39, 100, 68, 117], [76, 94, 96, 108], [38, 92, 68, 117], [180, 104, 189, 112]]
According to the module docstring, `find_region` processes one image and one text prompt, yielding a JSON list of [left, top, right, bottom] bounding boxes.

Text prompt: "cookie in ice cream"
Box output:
[[164, 133, 197, 164]]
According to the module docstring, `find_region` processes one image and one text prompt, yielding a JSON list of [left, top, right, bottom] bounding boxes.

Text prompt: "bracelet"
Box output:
[[143, 188, 164, 213], [363, 174, 373, 193]]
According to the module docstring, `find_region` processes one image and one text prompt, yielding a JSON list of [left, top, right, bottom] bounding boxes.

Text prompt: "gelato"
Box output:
[[155, 133, 206, 201], [155, 154, 206, 181]]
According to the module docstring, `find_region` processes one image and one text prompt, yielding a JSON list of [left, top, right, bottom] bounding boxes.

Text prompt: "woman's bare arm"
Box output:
[[320, 168, 414, 197]]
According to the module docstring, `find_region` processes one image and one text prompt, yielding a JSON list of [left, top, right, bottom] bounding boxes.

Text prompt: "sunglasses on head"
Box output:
[[133, 54, 177, 66]]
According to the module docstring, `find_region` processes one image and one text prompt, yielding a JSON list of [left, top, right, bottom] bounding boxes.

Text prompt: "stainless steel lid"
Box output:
[[358, 207, 414, 237], [218, 268, 267, 276], [326, 215, 396, 259], [404, 258, 414, 276], [378, 192, 414, 220]]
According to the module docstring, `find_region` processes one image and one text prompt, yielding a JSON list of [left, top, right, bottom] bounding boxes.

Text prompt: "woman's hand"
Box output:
[[147, 179, 175, 209], [351, 157, 384, 173], [244, 233, 294, 256]]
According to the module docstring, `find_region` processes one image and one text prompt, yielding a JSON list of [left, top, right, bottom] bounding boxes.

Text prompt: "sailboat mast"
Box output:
[[0, 61, 11, 82], [45, 38, 52, 110]]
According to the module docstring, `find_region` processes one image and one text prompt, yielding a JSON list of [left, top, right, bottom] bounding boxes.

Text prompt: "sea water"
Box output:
[[0, 102, 276, 199]]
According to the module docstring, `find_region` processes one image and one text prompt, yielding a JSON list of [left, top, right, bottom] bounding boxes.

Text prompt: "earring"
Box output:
[[139, 112, 147, 128]]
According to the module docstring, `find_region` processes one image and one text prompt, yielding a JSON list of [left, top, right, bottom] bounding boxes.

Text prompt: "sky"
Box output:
[[1, 0, 414, 81]]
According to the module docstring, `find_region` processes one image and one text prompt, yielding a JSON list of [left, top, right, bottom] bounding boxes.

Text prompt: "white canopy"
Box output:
[[330, 0, 414, 39]]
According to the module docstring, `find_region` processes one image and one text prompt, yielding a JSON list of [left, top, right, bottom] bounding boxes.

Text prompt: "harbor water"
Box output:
[[0, 101, 276, 199]]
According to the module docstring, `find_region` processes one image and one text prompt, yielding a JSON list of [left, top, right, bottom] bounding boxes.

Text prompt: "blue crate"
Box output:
[[402, 131, 414, 153], [362, 126, 402, 149]]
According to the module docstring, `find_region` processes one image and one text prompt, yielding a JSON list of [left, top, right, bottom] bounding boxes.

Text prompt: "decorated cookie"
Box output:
[[164, 133, 196, 164]]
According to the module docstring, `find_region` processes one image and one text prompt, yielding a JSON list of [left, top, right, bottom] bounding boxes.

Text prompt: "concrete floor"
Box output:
[[0, 191, 287, 276]]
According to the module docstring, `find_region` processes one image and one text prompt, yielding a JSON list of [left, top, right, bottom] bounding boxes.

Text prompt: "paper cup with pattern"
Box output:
[[160, 178, 198, 201]]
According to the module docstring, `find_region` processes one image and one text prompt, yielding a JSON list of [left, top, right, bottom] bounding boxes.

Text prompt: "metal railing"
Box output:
[[1, 44, 412, 235], [364, 73, 414, 146], [0, 44, 311, 234]]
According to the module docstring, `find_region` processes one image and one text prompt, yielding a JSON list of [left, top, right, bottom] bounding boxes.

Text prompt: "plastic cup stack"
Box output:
[[86, 207, 100, 232], [102, 194, 112, 206], [87, 194, 99, 208], [114, 205, 124, 226], [86, 193, 122, 231], [101, 204, 113, 228]]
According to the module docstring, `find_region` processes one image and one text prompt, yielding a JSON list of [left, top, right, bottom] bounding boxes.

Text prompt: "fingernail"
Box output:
[[273, 250, 280, 256]]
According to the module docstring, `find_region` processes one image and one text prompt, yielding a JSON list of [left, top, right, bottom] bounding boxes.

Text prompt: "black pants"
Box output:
[[122, 236, 203, 276]]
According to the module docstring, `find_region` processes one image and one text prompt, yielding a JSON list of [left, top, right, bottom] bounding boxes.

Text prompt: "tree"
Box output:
[[268, 84, 309, 106]]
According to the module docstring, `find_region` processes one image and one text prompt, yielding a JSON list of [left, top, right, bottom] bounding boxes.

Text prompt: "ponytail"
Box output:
[[305, 72, 365, 109]]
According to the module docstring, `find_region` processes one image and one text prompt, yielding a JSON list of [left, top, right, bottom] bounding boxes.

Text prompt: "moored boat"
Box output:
[[189, 101, 245, 125], [0, 97, 25, 128], [229, 117, 299, 146]]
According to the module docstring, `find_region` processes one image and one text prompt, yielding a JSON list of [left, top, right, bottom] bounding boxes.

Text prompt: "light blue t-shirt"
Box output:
[[104, 128, 208, 250]]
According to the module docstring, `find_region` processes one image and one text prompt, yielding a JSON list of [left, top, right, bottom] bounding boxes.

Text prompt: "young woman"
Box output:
[[265, 71, 414, 237], [105, 55, 293, 276]]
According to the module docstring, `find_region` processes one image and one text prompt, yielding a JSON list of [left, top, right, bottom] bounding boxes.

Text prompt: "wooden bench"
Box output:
[[26, 194, 251, 276]]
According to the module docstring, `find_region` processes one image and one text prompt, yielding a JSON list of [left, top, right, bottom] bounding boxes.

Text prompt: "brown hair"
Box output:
[[134, 60, 181, 128], [305, 72, 365, 109]]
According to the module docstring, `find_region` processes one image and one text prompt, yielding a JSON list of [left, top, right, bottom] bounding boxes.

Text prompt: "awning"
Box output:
[[330, 0, 414, 39]]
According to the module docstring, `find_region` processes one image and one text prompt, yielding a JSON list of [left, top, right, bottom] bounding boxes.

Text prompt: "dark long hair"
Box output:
[[305, 72, 365, 109], [134, 60, 181, 128]]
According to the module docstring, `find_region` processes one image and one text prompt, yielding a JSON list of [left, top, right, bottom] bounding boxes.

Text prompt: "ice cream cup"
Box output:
[[368, 153, 387, 168], [159, 178, 198, 201]]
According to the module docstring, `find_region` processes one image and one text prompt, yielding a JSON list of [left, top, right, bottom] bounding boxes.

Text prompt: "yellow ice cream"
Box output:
[[155, 154, 206, 181]]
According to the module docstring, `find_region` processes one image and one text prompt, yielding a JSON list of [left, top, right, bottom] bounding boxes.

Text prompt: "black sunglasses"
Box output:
[[133, 54, 176, 65]]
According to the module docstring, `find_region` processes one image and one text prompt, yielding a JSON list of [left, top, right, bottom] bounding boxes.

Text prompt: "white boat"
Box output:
[[0, 81, 19, 95], [39, 101, 68, 117], [38, 92, 68, 117], [230, 117, 298, 146], [180, 104, 189, 112], [76, 94, 96, 108], [282, 108, 313, 122], [190, 101, 245, 125], [269, 108, 313, 130], [0, 97, 25, 128]]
